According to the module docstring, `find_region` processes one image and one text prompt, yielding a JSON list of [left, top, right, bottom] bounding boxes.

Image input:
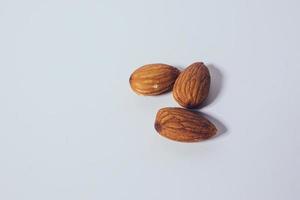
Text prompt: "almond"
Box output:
[[155, 107, 217, 142], [173, 62, 210, 108], [129, 64, 180, 96]]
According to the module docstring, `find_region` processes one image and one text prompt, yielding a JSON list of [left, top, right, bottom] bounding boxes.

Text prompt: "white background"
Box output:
[[0, 0, 299, 199]]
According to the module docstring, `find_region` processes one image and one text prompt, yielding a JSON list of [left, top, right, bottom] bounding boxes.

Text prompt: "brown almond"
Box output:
[[129, 64, 180, 95], [155, 107, 217, 142], [173, 62, 210, 108]]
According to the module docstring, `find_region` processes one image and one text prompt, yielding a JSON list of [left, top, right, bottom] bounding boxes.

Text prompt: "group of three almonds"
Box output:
[[129, 62, 217, 142]]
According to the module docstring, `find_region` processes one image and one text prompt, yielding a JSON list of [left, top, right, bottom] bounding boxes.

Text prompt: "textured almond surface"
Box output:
[[173, 62, 210, 108], [154, 107, 217, 142], [129, 64, 180, 95]]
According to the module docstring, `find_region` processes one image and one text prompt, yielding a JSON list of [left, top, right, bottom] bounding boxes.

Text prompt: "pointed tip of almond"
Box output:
[[212, 125, 218, 136], [129, 75, 133, 83], [194, 61, 204, 65], [154, 121, 162, 132]]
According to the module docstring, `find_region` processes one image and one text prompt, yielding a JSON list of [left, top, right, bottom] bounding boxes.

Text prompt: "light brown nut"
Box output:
[[173, 62, 210, 108], [154, 107, 217, 142], [129, 64, 180, 96]]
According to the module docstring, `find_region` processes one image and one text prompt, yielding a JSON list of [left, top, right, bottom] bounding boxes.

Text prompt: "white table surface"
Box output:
[[0, 0, 299, 199]]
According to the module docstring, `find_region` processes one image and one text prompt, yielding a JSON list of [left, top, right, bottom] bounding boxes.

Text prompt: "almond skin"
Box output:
[[154, 107, 217, 142], [173, 62, 210, 108], [129, 64, 180, 95]]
